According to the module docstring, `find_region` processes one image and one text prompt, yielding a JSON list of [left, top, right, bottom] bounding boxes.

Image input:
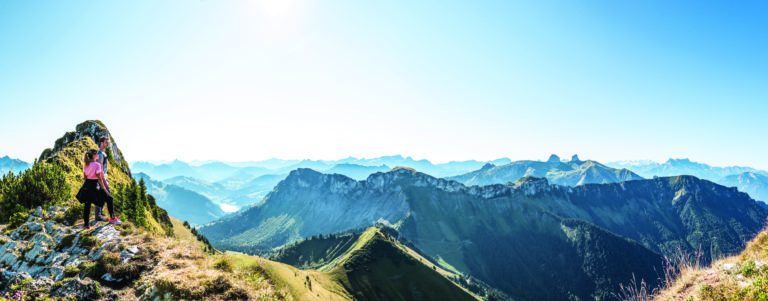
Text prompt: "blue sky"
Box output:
[[1, 1, 767, 168]]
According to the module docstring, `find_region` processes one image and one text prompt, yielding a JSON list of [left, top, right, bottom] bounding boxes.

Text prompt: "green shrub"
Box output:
[[203, 276, 233, 295], [79, 235, 101, 250], [0, 161, 70, 223], [63, 202, 84, 226], [740, 260, 758, 277], [88, 252, 119, 277], [8, 208, 30, 229], [57, 234, 76, 251], [63, 265, 80, 277], [698, 281, 741, 301], [78, 261, 96, 277], [738, 276, 768, 301], [214, 258, 233, 272], [9, 277, 32, 291]]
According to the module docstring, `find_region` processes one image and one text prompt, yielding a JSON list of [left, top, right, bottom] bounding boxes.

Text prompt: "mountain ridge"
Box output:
[[449, 155, 643, 187], [202, 168, 731, 299]]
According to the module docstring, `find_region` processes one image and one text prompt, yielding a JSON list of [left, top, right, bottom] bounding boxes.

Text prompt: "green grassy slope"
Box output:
[[269, 230, 363, 270], [268, 227, 481, 301], [326, 227, 480, 301]]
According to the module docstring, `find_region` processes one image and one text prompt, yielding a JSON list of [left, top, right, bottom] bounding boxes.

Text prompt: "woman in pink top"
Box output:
[[82, 149, 121, 229]]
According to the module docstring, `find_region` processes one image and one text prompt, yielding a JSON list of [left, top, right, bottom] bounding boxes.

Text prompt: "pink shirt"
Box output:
[[84, 162, 103, 180]]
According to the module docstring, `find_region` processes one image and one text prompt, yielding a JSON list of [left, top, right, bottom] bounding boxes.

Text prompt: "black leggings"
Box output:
[[83, 199, 114, 226], [82, 180, 115, 226]]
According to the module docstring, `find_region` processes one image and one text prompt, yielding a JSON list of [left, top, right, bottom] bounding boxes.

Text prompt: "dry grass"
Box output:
[[654, 229, 768, 301], [87, 218, 287, 300], [128, 222, 286, 300]]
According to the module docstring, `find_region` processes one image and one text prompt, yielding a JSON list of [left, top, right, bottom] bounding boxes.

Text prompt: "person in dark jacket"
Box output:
[[94, 136, 110, 221]]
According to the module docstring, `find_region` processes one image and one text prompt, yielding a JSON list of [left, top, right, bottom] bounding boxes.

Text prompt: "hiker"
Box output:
[[94, 137, 110, 221], [81, 149, 122, 230]]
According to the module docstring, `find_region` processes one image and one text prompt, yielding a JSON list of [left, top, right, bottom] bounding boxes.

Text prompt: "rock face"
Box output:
[[0, 206, 144, 300], [511, 176, 551, 196]]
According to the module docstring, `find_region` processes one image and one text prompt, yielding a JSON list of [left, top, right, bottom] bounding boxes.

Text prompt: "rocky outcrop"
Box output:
[[38, 120, 132, 179], [511, 176, 552, 196], [0, 206, 145, 300]]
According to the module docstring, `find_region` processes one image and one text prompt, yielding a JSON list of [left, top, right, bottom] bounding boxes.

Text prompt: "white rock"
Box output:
[[101, 273, 121, 283], [47, 266, 65, 281], [44, 221, 56, 234], [30, 233, 54, 247], [0, 241, 18, 253], [722, 263, 738, 271], [24, 244, 48, 262], [30, 275, 55, 291], [0, 252, 20, 268]]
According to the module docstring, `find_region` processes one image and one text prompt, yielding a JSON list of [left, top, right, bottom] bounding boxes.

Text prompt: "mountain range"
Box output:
[[133, 172, 226, 225], [720, 172, 768, 204], [199, 168, 768, 299], [449, 154, 643, 186], [131, 156, 510, 186], [0, 156, 30, 175], [133, 156, 768, 219], [609, 158, 768, 202], [130, 157, 509, 212]]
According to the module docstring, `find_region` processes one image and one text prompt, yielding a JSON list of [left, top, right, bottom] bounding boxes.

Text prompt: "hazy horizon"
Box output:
[[2, 1, 767, 169], [5, 149, 763, 172]]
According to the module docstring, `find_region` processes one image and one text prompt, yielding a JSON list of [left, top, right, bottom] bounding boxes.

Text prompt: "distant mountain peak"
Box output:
[[287, 167, 324, 178], [480, 163, 495, 170], [547, 154, 561, 163], [665, 158, 695, 165], [571, 154, 581, 162], [390, 166, 417, 173]]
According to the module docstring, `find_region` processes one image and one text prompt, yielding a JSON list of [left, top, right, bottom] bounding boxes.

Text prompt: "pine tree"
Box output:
[[133, 180, 147, 227]]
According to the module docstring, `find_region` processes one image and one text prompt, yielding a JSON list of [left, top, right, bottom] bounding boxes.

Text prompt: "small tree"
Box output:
[[0, 161, 70, 223], [15, 161, 70, 208]]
